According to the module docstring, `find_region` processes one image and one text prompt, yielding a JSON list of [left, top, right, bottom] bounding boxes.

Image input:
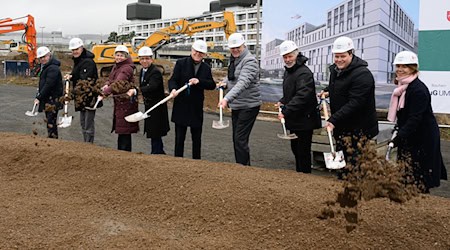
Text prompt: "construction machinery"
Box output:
[[0, 15, 37, 70], [92, 11, 236, 76]]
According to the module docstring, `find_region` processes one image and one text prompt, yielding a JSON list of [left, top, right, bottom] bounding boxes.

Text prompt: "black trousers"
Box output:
[[174, 124, 202, 159], [290, 130, 314, 173], [150, 137, 165, 154], [118, 134, 132, 152], [335, 134, 370, 179], [45, 110, 59, 139], [231, 106, 260, 166]]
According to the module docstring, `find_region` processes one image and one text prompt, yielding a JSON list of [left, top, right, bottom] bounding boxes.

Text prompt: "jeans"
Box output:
[[45, 110, 58, 139], [151, 137, 165, 154], [80, 110, 96, 143]]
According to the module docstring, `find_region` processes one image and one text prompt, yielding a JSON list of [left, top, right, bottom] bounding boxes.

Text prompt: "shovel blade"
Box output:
[[323, 151, 346, 170], [277, 133, 298, 140], [25, 111, 38, 117], [58, 116, 73, 128], [125, 111, 147, 122], [212, 120, 230, 129]]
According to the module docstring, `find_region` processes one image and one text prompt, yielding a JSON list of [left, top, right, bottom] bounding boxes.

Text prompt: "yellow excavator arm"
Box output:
[[92, 11, 236, 76]]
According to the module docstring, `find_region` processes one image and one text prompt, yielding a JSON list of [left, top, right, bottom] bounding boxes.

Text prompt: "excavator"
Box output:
[[92, 11, 236, 76], [0, 15, 37, 72]]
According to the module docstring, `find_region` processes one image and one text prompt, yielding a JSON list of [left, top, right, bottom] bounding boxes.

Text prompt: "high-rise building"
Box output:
[[262, 0, 415, 84]]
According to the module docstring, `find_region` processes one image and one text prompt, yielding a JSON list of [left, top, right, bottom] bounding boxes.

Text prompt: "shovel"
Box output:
[[58, 80, 73, 128], [25, 102, 38, 117], [277, 107, 297, 140], [321, 96, 346, 170], [385, 127, 398, 161], [125, 82, 192, 122], [212, 87, 229, 129], [85, 96, 103, 110]]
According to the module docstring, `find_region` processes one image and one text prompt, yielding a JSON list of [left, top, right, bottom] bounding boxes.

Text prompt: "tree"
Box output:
[[106, 31, 118, 43]]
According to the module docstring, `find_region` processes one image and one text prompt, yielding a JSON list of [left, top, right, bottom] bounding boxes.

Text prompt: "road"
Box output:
[[1, 83, 448, 198]]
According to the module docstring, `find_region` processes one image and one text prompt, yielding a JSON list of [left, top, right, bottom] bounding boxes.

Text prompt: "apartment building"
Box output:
[[262, 0, 415, 84]]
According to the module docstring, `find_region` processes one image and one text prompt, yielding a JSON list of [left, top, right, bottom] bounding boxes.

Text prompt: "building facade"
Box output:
[[118, 5, 262, 59], [262, 0, 415, 84]]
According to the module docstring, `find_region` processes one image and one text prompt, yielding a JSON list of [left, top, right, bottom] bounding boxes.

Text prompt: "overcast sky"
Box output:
[[1, 0, 214, 35]]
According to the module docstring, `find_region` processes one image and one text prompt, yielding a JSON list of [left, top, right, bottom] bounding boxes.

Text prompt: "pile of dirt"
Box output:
[[1, 132, 449, 248]]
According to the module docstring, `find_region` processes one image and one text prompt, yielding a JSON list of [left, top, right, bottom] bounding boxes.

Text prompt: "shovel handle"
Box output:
[[321, 95, 336, 154], [219, 88, 224, 123], [143, 82, 191, 116]]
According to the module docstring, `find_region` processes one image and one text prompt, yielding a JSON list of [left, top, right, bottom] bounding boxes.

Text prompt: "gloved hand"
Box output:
[[389, 136, 400, 148]]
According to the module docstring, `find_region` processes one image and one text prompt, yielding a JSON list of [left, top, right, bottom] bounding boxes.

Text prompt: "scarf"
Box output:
[[227, 56, 236, 81], [387, 73, 418, 122]]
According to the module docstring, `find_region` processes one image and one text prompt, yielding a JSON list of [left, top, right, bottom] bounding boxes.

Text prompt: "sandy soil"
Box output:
[[1, 132, 449, 249]]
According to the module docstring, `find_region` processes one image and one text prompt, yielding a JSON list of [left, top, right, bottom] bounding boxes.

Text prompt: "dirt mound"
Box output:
[[1, 132, 449, 248]]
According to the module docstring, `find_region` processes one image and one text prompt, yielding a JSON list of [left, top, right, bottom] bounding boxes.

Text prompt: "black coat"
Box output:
[[71, 49, 102, 111], [327, 55, 378, 139], [396, 77, 447, 189], [280, 54, 321, 131], [168, 56, 216, 128], [139, 64, 170, 138], [36, 57, 63, 112]]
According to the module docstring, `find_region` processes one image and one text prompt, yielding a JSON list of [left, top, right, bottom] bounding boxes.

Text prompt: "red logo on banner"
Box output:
[[448, 11, 450, 21]]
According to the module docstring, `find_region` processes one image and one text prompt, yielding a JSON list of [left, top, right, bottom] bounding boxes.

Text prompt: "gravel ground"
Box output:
[[1, 83, 448, 197]]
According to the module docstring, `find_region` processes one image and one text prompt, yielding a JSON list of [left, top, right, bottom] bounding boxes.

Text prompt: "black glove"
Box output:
[[389, 136, 400, 148]]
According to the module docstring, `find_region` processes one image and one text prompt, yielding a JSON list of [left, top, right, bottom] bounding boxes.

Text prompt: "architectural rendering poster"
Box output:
[[260, 0, 432, 112], [418, 0, 450, 114]]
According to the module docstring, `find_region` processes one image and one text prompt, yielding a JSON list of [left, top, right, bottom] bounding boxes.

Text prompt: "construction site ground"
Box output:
[[1, 83, 450, 248]]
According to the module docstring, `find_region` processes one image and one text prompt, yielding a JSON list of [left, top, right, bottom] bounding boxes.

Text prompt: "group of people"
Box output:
[[33, 33, 446, 192]]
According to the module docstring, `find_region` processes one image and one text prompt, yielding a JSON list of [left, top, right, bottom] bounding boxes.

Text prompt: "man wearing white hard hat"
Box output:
[[218, 33, 261, 166], [138, 46, 170, 154], [277, 40, 321, 173], [65, 37, 101, 143], [320, 36, 378, 178], [101, 45, 139, 152], [387, 51, 447, 192], [169, 39, 216, 159], [34, 46, 63, 138]]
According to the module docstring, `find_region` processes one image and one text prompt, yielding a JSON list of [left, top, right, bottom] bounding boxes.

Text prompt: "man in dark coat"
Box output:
[[138, 46, 170, 154], [321, 36, 379, 177], [278, 41, 321, 173], [388, 51, 447, 191], [34, 46, 63, 139], [169, 40, 216, 159], [66, 38, 101, 143]]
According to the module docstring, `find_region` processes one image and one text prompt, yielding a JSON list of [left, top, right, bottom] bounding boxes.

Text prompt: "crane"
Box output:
[[92, 11, 236, 76], [0, 15, 37, 70]]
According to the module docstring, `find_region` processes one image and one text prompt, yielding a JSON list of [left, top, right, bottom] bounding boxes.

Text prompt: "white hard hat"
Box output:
[[279, 40, 298, 56], [227, 33, 245, 48], [37, 46, 50, 58], [138, 46, 153, 57], [115, 45, 129, 54], [192, 40, 208, 53], [69, 38, 84, 50], [332, 36, 354, 53], [393, 51, 419, 65]]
